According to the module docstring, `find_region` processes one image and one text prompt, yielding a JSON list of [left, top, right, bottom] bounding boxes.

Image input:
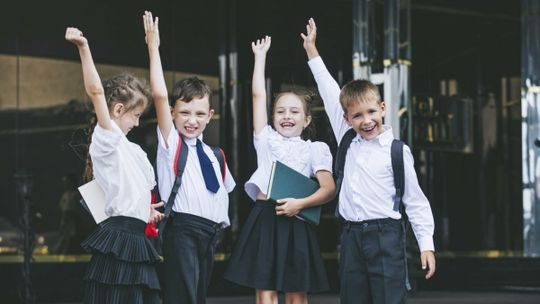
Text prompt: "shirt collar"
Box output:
[[352, 125, 394, 146], [282, 135, 303, 142], [182, 134, 204, 146]]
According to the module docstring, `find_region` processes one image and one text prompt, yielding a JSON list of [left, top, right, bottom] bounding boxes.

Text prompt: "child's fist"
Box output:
[[65, 27, 88, 47]]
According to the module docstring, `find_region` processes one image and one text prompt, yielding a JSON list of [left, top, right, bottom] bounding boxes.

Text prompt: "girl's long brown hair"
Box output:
[[83, 73, 151, 183]]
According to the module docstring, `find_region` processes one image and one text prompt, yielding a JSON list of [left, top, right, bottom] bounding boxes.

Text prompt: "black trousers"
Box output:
[[339, 218, 407, 304], [162, 212, 222, 304]]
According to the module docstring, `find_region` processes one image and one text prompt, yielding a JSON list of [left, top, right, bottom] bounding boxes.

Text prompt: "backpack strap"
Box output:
[[210, 146, 227, 182], [334, 129, 357, 217], [391, 139, 405, 213], [157, 134, 189, 233], [391, 139, 412, 291], [335, 128, 358, 195]]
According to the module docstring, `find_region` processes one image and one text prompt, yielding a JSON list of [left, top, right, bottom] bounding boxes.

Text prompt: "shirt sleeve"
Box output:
[[253, 125, 272, 151], [223, 163, 236, 193], [253, 125, 272, 145], [401, 144, 435, 252], [308, 56, 350, 142], [310, 141, 333, 175], [91, 122, 124, 155]]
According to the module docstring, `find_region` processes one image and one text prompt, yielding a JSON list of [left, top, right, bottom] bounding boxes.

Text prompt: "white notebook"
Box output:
[[78, 180, 109, 224]]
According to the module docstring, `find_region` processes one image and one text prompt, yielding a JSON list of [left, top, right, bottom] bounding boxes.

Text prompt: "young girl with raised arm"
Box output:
[[65, 27, 164, 304], [224, 36, 335, 304]]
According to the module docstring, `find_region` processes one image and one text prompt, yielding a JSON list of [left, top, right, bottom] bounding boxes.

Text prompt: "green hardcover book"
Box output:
[[266, 160, 321, 225]]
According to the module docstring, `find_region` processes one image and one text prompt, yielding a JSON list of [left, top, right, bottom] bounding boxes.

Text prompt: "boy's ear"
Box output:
[[380, 101, 386, 117], [343, 112, 353, 127], [207, 109, 215, 123]]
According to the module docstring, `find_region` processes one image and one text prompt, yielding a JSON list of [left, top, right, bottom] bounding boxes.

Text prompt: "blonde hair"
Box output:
[[339, 79, 381, 113]]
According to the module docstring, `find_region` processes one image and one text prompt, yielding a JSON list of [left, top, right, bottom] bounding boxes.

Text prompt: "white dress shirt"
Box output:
[[308, 56, 435, 252], [90, 120, 156, 223], [156, 127, 236, 227], [245, 125, 333, 201]]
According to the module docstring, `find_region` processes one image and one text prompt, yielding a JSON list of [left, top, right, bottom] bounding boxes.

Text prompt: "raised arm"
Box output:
[[65, 27, 111, 130], [144, 11, 173, 141], [302, 18, 349, 142], [301, 18, 320, 60], [251, 36, 271, 134]]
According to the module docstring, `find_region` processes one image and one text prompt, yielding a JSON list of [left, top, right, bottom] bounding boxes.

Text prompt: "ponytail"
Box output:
[[300, 91, 316, 141], [82, 115, 97, 183]]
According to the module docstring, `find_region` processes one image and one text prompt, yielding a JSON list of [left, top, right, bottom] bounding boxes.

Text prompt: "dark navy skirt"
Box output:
[[224, 200, 329, 293], [81, 216, 161, 304]]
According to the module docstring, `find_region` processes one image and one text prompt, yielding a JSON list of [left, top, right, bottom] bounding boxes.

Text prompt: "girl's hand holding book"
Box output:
[[275, 198, 304, 217]]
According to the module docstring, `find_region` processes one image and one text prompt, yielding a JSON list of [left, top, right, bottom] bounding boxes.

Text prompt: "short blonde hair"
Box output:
[[339, 79, 381, 112]]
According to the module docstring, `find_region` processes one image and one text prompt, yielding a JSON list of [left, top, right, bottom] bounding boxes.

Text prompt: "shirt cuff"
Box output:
[[307, 56, 325, 73], [417, 236, 435, 252]]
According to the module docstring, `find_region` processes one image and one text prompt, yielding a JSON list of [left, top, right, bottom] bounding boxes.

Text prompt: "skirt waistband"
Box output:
[[253, 200, 276, 207], [101, 216, 146, 233]]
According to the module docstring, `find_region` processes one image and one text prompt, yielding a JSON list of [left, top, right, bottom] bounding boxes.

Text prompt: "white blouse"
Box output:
[[90, 120, 156, 223], [245, 125, 333, 201]]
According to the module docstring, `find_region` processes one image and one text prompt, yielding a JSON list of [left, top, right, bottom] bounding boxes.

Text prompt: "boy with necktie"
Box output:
[[143, 11, 236, 304]]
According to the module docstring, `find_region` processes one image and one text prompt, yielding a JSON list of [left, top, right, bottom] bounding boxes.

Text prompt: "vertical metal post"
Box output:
[[522, 0, 540, 257], [352, 0, 373, 80], [381, 0, 412, 142], [218, 0, 241, 238], [383, 0, 401, 139], [15, 171, 34, 304], [400, 0, 413, 145], [218, 0, 228, 145]]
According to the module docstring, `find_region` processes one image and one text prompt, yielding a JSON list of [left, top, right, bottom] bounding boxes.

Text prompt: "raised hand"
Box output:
[[251, 35, 271, 56], [300, 18, 319, 60], [143, 10, 160, 48], [65, 27, 88, 48], [251, 35, 271, 133]]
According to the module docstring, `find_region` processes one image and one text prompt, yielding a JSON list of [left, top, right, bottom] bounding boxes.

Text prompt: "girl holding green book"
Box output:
[[224, 36, 336, 304]]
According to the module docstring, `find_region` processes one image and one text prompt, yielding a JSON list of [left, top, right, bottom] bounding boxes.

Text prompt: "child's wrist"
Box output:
[[297, 198, 308, 210], [306, 47, 319, 59], [78, 43, 90, 50]]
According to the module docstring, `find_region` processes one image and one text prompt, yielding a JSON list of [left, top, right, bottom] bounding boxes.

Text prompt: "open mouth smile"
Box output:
[[361, 125, 376, 132]]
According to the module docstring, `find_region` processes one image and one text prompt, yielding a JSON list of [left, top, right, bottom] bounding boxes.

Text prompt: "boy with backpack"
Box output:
[[302, 18, 435, 304], [144, 11, 235, 304]]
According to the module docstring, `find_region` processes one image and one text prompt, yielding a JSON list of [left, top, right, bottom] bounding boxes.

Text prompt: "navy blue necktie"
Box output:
[[196, 139, 220, 193]]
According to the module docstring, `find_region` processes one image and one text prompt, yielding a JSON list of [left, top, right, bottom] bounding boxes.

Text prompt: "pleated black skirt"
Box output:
[[224, 201, 329, 293], [81, 216, 161, 304]]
